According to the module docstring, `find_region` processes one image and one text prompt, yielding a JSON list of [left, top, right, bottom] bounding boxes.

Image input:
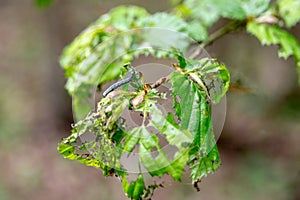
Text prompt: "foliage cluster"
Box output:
[[55, 0, 300, 199]]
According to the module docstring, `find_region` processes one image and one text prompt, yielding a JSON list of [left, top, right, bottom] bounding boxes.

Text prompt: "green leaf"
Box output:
[[173, 58, 230, 104], [136, 123, 190, 181], [35, 0, 55, 8], [124, 105, 191, 181], [149, 105, 193, 149], [168, 71, 221, 183], [57, 142, 103, 169], [177, 0, 270, 26], [185, 20, 208, 41], [187, 58, 230, 104], [190, 145, 221, 181], [103, 6, 149, 30], [176, 0, 271, 41], [241, 0, 270, 17], [170, 0, 183, 5], [169, 72, 201, 133], [99, 62, 124, 84], [176, 0, 220, 27], [210, 0, 247, 20], [140, 142, 189, 181], [71, 83, 94, 120], [247, 21, 300, 83], [145, 12, 187, 32], [208, 0, 270, 19], [123, 127, 142, 153], [278, 0, 300, 27], [122, 174, 145, 199]]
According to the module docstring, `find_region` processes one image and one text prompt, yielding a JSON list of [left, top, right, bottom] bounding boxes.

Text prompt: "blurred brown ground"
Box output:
[[0, 0, 299, 200]]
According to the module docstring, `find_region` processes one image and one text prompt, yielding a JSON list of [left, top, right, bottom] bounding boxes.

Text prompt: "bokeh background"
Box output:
[[0, 0, 299, 199]]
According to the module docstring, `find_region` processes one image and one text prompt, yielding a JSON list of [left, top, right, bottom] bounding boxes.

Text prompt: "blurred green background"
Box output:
[[0, 0, 299, 199]]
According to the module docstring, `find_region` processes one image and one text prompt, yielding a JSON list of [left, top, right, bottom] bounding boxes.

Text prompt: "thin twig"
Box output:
[[189, 21, 246, 59], [150, 74, 171, 89]]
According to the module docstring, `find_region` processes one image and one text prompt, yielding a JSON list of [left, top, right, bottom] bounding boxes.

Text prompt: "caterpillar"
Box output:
[[102, 71, 135, 97]]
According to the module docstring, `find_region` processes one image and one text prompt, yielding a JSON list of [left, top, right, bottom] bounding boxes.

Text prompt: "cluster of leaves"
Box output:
[[59, 55, 229, 199], [60, 6, 200, 120], [175, 0, 300, 83], [57, 0, 300, 199], [59, 0, 300, 120]]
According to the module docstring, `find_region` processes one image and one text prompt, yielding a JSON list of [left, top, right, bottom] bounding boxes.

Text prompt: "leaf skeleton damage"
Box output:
[[59, 55, 229, 200]]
